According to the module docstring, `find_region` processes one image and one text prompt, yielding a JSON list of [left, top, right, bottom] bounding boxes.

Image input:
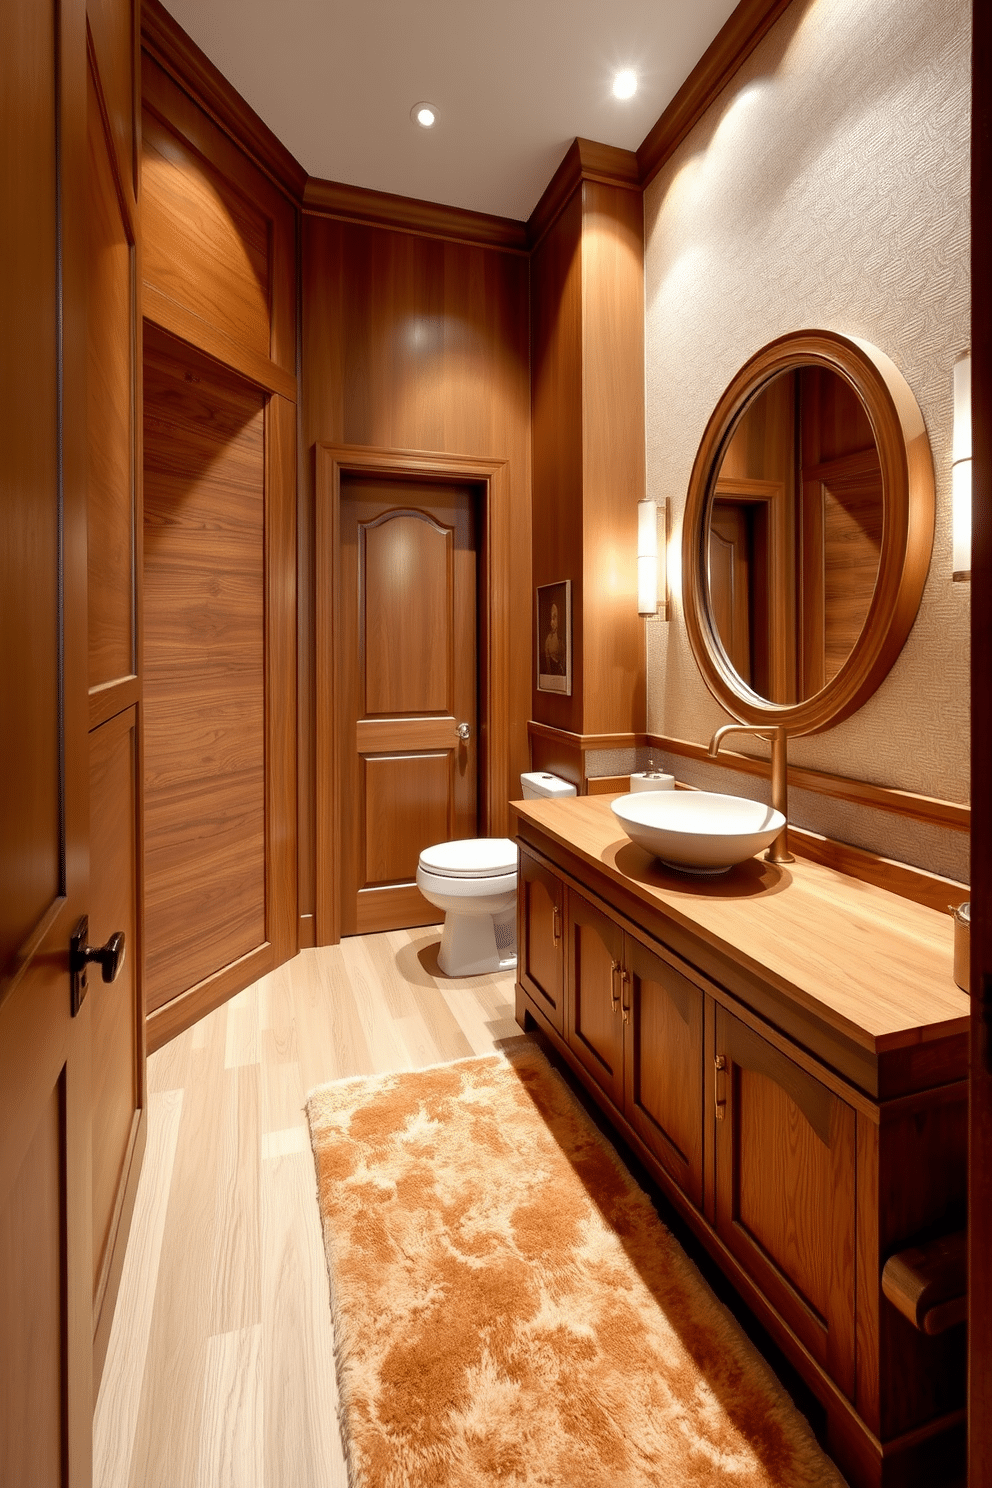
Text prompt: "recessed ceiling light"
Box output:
[[613, 70, 637, 100], [411, 102, 437, 128]]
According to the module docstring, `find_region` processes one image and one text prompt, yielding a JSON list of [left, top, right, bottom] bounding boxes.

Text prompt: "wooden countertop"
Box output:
[[513, 794, 968, 1057]]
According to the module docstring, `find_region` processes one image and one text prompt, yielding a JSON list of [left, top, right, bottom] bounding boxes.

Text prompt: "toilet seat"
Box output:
[[417, 837, 517, 879]]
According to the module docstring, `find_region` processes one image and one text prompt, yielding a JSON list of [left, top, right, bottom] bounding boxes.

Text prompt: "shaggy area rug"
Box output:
[[306, 1040, 846, 1488]]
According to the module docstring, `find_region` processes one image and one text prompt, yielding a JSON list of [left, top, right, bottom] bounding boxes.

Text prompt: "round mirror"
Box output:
[[682, 331, 934, 735]]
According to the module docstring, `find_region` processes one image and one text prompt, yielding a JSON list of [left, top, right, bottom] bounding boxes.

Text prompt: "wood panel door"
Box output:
[[623, 935, 705, 1209], [517, 851, 564, 1034], [86, 27, 146, 1383], [714, 1006, 857, 1398], [565, 891, 625, 1109], [0, 0, 93, 1479], [340, 475, 479, 936]]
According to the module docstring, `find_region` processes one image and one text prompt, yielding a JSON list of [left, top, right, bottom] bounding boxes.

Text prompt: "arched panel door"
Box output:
[[339, 475, 479, 935]]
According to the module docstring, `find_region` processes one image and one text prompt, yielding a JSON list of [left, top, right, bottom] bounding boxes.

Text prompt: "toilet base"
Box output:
[[437, 904, 517, 978]]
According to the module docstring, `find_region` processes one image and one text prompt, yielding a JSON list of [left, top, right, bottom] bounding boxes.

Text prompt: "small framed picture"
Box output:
[[536, 580, 571, 695]]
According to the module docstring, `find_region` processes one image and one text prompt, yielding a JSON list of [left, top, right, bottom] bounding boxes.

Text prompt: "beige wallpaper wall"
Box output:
[[642, 0, 971, 880]]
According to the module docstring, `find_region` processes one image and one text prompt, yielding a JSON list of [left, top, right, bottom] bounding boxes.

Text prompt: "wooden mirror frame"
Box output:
[[682, 330, 935, 735]]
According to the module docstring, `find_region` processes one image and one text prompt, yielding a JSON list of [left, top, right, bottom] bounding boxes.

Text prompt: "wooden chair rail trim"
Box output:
[[303, 177, 529, 254], [527, 720, 648, 752], [636, 0, 797, 189], [651, 733, 969, 833], [141, 0, 308, 201]]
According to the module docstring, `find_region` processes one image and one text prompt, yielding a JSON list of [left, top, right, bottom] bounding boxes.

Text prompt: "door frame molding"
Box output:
[[315, 443, 512, 946]]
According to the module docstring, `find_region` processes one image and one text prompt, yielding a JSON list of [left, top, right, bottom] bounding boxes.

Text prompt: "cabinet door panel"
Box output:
[[715, 1007, 856, 1396], [624, 935, 704, 1208], [517, 851, 564, 1033], [567, 892, 624, 1107]]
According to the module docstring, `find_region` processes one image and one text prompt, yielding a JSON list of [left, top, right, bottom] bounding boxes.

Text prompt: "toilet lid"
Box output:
[[418, 837, 517, 879]]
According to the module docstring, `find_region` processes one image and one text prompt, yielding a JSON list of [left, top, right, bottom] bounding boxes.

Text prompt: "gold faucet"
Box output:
[[707, 723, 794, 865]]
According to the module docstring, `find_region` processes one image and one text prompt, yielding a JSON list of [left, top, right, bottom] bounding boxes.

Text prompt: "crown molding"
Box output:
[[526, 138, 641, 251], [637, 0, 795, 189], [141, 0, 307, 202], [302, 176, 528, 254]]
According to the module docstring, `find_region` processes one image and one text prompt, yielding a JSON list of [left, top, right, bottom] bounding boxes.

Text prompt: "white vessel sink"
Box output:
[[611, 790, 785, 875]]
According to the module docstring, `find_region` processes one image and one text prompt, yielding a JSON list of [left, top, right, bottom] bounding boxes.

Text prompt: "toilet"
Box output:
[[416, 771, 577, 977]]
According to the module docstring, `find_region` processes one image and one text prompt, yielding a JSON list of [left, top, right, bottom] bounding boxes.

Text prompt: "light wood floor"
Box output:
[[93, 927, 521, 1488]]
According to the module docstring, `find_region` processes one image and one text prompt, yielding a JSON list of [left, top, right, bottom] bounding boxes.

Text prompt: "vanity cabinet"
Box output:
[[517, 850, 565, 1033], [714, 1006, 856, 1397], [565, 886, 705, 1207], [513, 796, 969, 1488]]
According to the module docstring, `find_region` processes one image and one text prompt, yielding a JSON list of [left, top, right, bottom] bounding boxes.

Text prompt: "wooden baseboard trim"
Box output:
[[651, 733, 969, 834], [141, 0, 307, 201], [637, 0, 796, 189], [145, 943, 275, 1054], [303, 176, 528, 254]]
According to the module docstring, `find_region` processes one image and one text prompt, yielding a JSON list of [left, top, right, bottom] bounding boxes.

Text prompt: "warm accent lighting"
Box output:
[[411, 102, 437, 128], [613, 70, 637, 100], [952, 352, 971, 581], [638, 499, 668, 618]]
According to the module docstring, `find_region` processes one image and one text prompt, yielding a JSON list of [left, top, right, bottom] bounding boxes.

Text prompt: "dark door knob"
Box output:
[[70, 916, 126, 1015]]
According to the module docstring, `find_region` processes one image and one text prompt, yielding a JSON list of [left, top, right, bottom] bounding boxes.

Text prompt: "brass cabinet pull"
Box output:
[[610, 960, 621, 1014], [715, 1053, 727, 1121], [552, 902, 561, 947], [621, 968, 631, 1025]]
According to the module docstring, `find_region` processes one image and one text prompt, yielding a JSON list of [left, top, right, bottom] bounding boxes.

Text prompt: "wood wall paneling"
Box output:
[[580, 179, 645, 735], [303, 219, 531, 931], [141, 107, 270, 361], [529, 169, 646, 744], [140, 52, 298, 387], [141, 0, 308, 202], [143, 334, 268, 1013], [530, 189, 584, 735], [139, 36, 298, 1045]]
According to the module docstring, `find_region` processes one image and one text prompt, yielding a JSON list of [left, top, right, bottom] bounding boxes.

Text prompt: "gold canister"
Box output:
[[952, 901, 970, 993]]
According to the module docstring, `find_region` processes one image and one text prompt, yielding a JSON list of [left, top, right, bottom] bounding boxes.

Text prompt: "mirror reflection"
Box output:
[[707, 366, 883, 704]]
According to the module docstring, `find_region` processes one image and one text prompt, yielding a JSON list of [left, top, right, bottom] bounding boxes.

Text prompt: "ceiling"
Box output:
[[160, 0, 741, 220]]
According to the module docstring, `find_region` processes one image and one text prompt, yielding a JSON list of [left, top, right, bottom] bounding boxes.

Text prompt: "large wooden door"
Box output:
[[340, 475, 479, 935], [0, 0, 93, 1480], [86, 13, 146, 1382]]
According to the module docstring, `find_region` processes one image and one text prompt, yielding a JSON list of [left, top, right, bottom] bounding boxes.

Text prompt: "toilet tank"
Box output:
[[520, 771, 577, 800]]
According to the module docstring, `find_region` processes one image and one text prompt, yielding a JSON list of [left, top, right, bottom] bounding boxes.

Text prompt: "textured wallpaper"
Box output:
[[642, 0, 971, 880]]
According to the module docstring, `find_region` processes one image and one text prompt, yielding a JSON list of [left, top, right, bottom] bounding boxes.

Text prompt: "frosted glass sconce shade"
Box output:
[[637, 499, 669, 618], [952, 353, 971, 581]]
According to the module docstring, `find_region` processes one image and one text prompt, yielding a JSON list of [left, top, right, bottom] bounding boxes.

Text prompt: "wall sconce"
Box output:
[[952, 352, 971, 582], [638, 498, 669, 619]]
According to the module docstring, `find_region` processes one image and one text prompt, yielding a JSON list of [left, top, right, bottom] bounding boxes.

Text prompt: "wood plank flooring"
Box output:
[[94, 927, 520, 1488]]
